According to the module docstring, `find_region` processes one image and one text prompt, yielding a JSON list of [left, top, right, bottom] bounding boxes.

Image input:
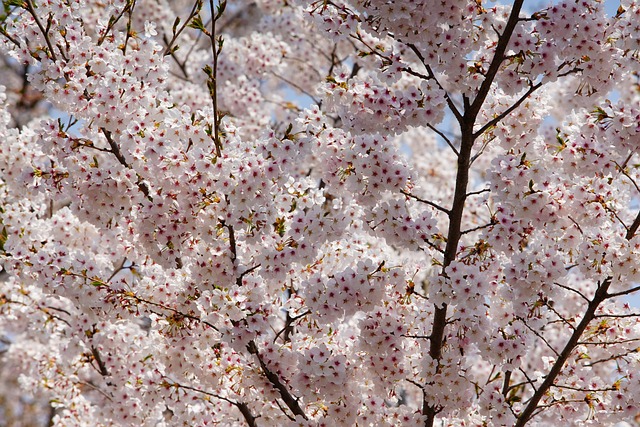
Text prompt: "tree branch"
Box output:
[[423, 3, 525, 426], [400, 189, 450, 214], [163, 0, 203, 56], [515, 277, 612, 427], [24, 0, 60, 61], [460, 219, 497, 235], [207, 0, 225, 157], [626, 210, 640, 240], [166, 381, 258, 427], [596, 286, 640, 298], [516, 316, 560, 357], [405, 43, 463, 124], [246, 340, 308, 420], [101, 129, 152, 200], [552, 281, 589, 303], [468, 0, 524, 121], [426, 123, 459, 156]]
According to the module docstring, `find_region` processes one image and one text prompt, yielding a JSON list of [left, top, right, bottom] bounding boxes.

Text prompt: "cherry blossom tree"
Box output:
[[0, 0, 639, 426]]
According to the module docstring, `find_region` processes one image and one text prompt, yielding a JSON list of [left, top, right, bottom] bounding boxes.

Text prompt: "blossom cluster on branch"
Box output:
[[0, 0, 639, 426]]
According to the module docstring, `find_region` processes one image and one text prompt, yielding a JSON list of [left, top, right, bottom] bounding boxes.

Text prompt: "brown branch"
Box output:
[[24, 0, 59, 61], [460, 219, 497, 235], [405, 43, 463, 124], [518, 367, 539, 395], [585, 347, 640, 367], [401, 65, 431, 81], [551, 384, 617, 393], [552, 281, 590, 303], [577, 336, 640, 346], [421, 238, 445, 254], [422, 3, 526, 426], [167, 381, 258, 427], [207, 0, 224, 157], [90, 345, 109, 377], [545, 302, 577, 332], [426, 123, 459, 155], [0, 25, 22, 49], [163, 0, 203, 56], [473, 80, 542, 139], [514, 278, 612, 427], [236, 402, 259, 427], [614, 156, 640, 193], [516, 316, 560, 357], [273, 310, 310, 344], [506, 376, 538, 395], [236, 264, 260, 287], [101, 128, 151, 199], [246, 340, 308, 420], [594, 311, 640, 319], [626, 211, 640, 240], [219, 219, 237, 264], [129, 294, 219, 332], [400, 189, 450, 214], [466, 188, 491, 197], [502, 370, 512, 397], [120, 0, 136, 56], [97, 2, 132, 46], [468, 0, 524, 121], [101, 129, 130, 167]]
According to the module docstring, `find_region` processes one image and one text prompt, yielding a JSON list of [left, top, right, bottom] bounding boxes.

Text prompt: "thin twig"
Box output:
[[466, 188, 491, 197], [97, 2, 132, 46], [552, 281, 589, 303], [163, 0, 202, 56], [167, 381, 258, 427], [603, 283, 640, 299], [24, 0, 59, 61], [270, 71, 321, 105], [426, 123, 459, 155], [405, 43, 463, 123], [460, 219, 497, 235], [101, 128, 152, 199], [120, 0, 137, 55], [400, 189, 450, 214], [236, 264, 260, 287], [515, 278, 612, 426], [473, 81, 541, 139], [585, 347, 639, 367], [273, 310, 310, 344], [516, 316, 561, 357]]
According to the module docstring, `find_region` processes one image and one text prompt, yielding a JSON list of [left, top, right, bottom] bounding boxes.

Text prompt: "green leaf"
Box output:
[[0, 226, 7, 253], [5, 0, 25, 8], [188, 14, 205, 31], [273, 217, 286, 237], [215, 0, 227, 20]]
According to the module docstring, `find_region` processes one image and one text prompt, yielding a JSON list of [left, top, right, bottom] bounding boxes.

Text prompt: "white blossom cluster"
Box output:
[[0, 0, 640, 426]]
